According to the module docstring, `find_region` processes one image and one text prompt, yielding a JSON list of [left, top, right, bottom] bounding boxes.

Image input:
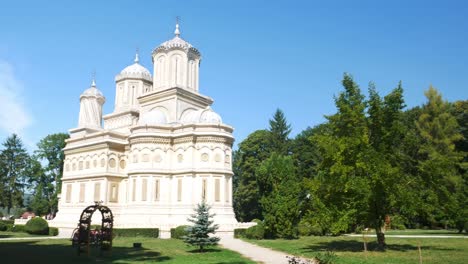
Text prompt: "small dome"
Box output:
[[181, 107, 222, 124], [139, 109, 167, 125], [115, 53, 152, 82], [199, 107, 222, 124], [80, 79, 104, 102]]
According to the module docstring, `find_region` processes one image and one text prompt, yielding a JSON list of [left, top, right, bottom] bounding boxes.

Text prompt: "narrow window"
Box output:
[[109, 183, 118, 202], [66, 184, 72, 203], [177, 178, 182, 202], [94, 182, 101, 202], [142, 178, 148, 201], [202, 179, 207, 200], [154, 179, 160, 201], [215, 178, 220, 202], [79, 183, 85, 202], [225, 178, 230, 203], [132, 179, 137, 201]]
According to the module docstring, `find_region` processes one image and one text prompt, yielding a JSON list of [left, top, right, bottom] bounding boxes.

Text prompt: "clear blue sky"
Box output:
[[0, 0, 467, 150]]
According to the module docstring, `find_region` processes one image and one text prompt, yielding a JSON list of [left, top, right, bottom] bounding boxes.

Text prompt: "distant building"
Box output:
[[51, 23, 251, 238]]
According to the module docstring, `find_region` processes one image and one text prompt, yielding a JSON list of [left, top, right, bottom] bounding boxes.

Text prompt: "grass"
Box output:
[[245, 235, 467, 264], [0, 231, 43, 238], [385, 229, 466, 236], [0, 237, 255, 264]]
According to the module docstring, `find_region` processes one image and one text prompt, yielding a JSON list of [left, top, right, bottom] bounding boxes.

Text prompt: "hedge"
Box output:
[[12, 225, 25, 232], [0, 220, 14, 225], [245, 223, 265, 239], [170, 225, 189, 239], [234, 228, 247, 238], [25, 217, 49, 235], [0, 222, 7, 231], [49, 227, 59, 236], [113, 228, 159, 238]]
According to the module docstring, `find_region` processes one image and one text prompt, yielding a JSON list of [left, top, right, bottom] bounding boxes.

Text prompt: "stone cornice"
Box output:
[[103, 110, 140, 120], [137, 87, 213, 107], [127, 168, 233, 176], [64, 131, 128, 153], [62, 172, 127, 181]]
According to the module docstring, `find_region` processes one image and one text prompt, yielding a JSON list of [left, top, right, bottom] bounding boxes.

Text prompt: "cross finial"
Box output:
[[134, 47, 140, 63], [91, 70, 96, 87], [174, 16, 181, 37]]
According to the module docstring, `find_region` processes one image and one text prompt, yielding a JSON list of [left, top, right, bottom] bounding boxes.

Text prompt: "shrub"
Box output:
[[170, 225, 189, 239], [12, 225, 25, 232], [0, 222, 7, 231], [113, 228, 159, 238], [298, 220, 323, 236], [49, 227, 59, 236], [234, 228, 247, 238], [251, 219, 262, 224], [245, 223, 265, 239], [314, 251, 337, 264], [25, 217, 49, 235], [5, 223, 14, 231], [0, 220, 14, 225], [389, 215, 406, 230]]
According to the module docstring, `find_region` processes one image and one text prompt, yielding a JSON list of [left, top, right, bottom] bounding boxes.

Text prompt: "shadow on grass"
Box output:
[[0, 240, 171, 263], [187, 248, 222, 253], [300, 239, 458, 253]]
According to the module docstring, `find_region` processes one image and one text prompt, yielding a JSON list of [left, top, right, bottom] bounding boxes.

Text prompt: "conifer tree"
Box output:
[[184, 200, 220, 252], [269, 108, 292, 155], [416, 86, 464, 227], [0, 134, 30, 214]]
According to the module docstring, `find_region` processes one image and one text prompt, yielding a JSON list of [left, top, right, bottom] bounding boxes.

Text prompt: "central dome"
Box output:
[[153, 23, 200, 56]]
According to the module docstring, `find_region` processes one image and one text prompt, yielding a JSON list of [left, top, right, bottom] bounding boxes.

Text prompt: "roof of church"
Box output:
[[153, 22, 200, 55], [115, 53, 152, 82], [81, 79, 104, 98]]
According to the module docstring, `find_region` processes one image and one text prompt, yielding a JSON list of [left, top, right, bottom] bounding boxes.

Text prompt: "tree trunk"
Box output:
[[376, 226, 386, 250]]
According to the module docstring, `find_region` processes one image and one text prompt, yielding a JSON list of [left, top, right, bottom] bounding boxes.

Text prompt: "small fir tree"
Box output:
[[184, 200, 220, 252]]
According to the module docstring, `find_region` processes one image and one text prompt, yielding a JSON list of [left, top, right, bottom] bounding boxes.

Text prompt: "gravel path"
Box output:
[[345, 234, 467, 238], [219, 236, 293, 264]]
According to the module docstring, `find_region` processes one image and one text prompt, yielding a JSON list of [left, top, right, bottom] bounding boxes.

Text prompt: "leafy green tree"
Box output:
[[27, 159, 51, 215], [233, 130, 272, 222], [184, 200, 220, 252], [416, 87, 464, 228], [0, 134, 30, 214], [34, 133, 68, 215], [269, 108, 292, 155], [256, 153, 301, 238], [311, 74, 369, 236]]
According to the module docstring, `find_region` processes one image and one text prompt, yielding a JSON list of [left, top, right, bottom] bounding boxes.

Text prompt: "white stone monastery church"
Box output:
[[51, 23, 250, 237]]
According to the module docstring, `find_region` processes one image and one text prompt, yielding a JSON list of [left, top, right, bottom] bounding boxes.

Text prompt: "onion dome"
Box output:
[[153, 22, 200, 56], [115, 53, 152, 82], [138, 109, 168, 125]]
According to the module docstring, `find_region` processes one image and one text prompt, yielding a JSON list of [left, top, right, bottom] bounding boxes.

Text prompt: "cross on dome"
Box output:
[[91, 70, 96, 87], [134, 48, 140, 63], [174, 16, 181, 37]]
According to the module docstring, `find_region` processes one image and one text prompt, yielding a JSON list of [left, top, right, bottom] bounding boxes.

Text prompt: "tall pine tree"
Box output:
[[269, 108, 292, 155], [0, 134, 30, 214]]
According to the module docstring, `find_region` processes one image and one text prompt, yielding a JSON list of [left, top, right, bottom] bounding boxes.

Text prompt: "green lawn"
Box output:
[[385, 229, 466, 236], [0, 231, 43, 238], [245, 236, 467, 264], [0, 237, 255, 264]]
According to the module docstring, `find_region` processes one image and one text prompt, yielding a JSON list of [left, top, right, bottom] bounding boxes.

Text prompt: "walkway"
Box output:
[[219, 236, 300, 264], [345, 234, 467, 239]]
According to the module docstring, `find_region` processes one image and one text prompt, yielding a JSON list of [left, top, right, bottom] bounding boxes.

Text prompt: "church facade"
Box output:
[[51, 23, 250, 237]]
